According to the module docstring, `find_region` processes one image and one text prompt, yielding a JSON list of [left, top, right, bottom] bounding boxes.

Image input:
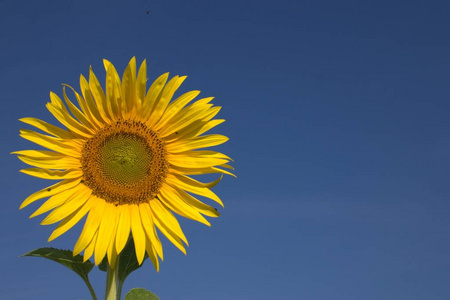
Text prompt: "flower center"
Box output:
[[81, 119, 168, 205]]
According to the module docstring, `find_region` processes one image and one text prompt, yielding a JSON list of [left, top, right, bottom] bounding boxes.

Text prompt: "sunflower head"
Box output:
[[81, 119, 168, 206], [14, 57, 234, 270]]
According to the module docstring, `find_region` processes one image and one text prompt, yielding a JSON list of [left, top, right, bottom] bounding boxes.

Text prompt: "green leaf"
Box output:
[[21, 247, 94, 280], [21, 247, 98, 300], [117, 238, 148, 283], [124, 288, 159, 300]]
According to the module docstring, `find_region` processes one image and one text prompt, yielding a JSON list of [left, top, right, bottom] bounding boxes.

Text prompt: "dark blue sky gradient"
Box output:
[[1, 0, 450, 299]]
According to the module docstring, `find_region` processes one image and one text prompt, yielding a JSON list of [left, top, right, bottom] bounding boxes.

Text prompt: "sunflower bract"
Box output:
[[14, 57, 233, 271]]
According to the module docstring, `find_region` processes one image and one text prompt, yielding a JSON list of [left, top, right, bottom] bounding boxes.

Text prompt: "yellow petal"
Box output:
[[130, 204, 146, 265], [168, 153, 229, 169], [19, 129, 82, 158], [73, 197, 105, 255], [145, 236, 159, 272], [140, 73, 169, 120], [166, 174, 223, 206], [171, 165, 236, 177], [41, 188, 91, 225], [166, 134, 229, 153], [20, 178, 81, 209], [30, 184, 86, 218], [106, 212, 120, 268], [147, 75, 186, 126], [12, 149, 74, 159], [170, 185, 220, 218], [135, 60, 147, 110], [122, 57, 137, 114], [95, 202, 118, 265], [79, 75, 105, 126], [193, 118, 226, 137], [150, 200, 187, 254], [107, 234, 118, 269], [83, 230, 98, 262], [104, 62, 121, 119], [158, 99, 214, 137], [19, 117, 74, 139], [150, 199, 188, 245], [62, 84, 98, 128], [164, 119, 225, 142], [154, 90, 200, 130], [89, 67, 111, 122], [172, 150, 233, 161], [29, 185, 82, 218], [115, 205, 131, 254], [48, 198, 92, 241], [62, 86, 96, 130], [20, 168, 82, 180], [47, 93, 93, 138], [139, 202, 163, 259], [16, 155, 80, 169], [158, 184, 210, 226]]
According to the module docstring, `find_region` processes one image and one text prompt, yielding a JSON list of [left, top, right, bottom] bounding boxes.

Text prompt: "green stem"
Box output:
[[83, 276, 98, 300], [105, 261, 119, 300], [117, 279, 125, 300]]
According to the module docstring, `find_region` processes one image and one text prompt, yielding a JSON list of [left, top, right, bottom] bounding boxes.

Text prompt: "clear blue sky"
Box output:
[[1, 0, 450, 299]]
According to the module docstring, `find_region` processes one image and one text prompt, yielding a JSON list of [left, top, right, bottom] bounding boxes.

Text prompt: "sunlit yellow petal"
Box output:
[[16, 155, 80, 169], [29, 185, 82, 218], [63, 84, 98, 128], [139, 202, 163, 259], [165, 119, 225, 142], [135, 59, 147, 111], [48, 198, 92, 241], [122, 57, 137, 115], [95, 202, 118, 265], [150, 200, 187, 254], [145, 236, 159, 272], [159, 184, 210, 226], [166, 173, 223, 206], [130, 204, 146, 265], [19, 117, 74, 139], [20, 178, 81, 209], [83, 230, 98, 262], [140, 73, 169, 121], [19, 129, 82, 158], [19, 168, 82, 180], [158, 98, 214, 137], [147, 75, 186, 127], [73, 197, 105, 255], [166, 134, 229, 153], [150, 199, 188, 245], [194, 119, 226, 137], [104, 61, 121, 119], [12, 150, 72, 159], [47, 92, 93, 138], [107, 234, 118, 269], [154, 90, 200, 131], [79, 75, 105, 126], [62, 86, 96, 130], [115, 205, 131, 254], [89, 67, 111, 122], [171, 164, 236, 177], [41, 188, 91, 225], [167, 153, 229, 169], [170, 185, 220, 218]]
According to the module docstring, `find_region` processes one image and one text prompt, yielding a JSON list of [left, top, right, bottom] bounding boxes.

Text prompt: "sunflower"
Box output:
[[14, 57, 233, 270]]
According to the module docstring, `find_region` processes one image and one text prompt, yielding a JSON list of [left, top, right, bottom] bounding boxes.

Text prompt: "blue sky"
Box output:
[[1, 0, 450, 299]]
